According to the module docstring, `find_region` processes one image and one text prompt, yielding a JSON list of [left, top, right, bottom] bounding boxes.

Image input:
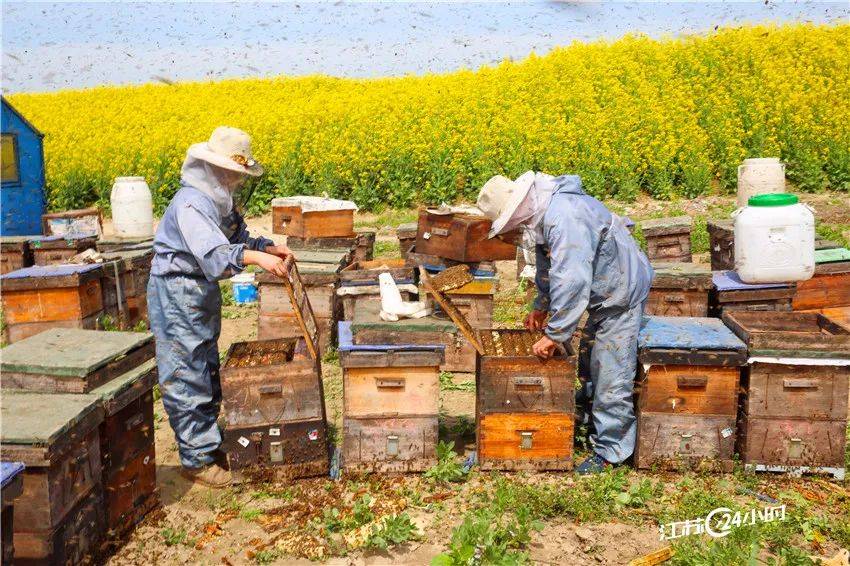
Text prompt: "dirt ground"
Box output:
[[104, 196, 849, 565]]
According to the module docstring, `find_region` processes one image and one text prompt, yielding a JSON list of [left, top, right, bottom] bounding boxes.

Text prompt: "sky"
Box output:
[[2, 1, 848, 94]]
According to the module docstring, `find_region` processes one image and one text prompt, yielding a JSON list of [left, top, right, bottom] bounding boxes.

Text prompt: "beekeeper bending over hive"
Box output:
[[477, 172, 653, 474], [148, 127, 293, 487]]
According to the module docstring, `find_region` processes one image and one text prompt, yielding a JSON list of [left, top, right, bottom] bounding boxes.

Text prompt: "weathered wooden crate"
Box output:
[[792, 250, 850, 311], [0, 264, 106, 343], [338, 321, 443, 472], [1, 391, 105, 563], [443, 276, 497, 329], [415, 208, 517, 262], [28, 233, 98, 266], [1, 236, 34, 275], [710, 271, 795, 316], [706, 219, 734, 271], [646, 262, 712, 317], [742, 362, 848, 422], [351, 300, 476, 373], [98, 257, 132, 329], [397, 222, 418, 259], [340, 258, 415, 286], [635, 317, 747, 471], [222, 262, 330, 479], [89, 359, 158, 536], [722, 310, 850, 359], [1, 462, 26, 565], [102, 248, 153, 326], [41, 208, 102, 238], [639, 216, 693, 263], [286, 231, 375, 263], [421, 267, 577, 471], [95, 234, 153, 253], [0, 328, 155, 393], [271, 197, 356, 239]]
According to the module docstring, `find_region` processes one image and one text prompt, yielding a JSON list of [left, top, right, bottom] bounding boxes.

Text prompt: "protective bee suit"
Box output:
[[148, 134, 274, 470]]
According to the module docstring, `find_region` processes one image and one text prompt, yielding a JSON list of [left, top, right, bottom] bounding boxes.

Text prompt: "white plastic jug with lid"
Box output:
[[737, 158, 785, 207], [111, 176, 154, 238], [733, 193, 814, 284]]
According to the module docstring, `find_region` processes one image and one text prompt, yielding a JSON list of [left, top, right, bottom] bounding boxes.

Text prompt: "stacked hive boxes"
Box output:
[[646, 262, 712, 317], [639, 216, 693, 264], [337, 258, 418, 321], [0, 236, 34, 274], [221, 262, 330, 480], [101, 247, 154, 327], [793, 248, 850, 330], [706, 219, 735, 271], [395, 222, 417, 259], [257, 248, 350, 353], [724, 311, 849, 480], [710, 271, 796, 316], [339, 321, 443, 472], [0, 329, 159, 546], [414, 207, 517, 264], [635, 317, 747, 471], [29, 233, 97, 265], [422, 267, 577, 471]]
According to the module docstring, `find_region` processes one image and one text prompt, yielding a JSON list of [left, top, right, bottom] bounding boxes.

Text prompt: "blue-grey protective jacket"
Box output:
[[150, 184, 274, 282], [534, 175, 653, 343]]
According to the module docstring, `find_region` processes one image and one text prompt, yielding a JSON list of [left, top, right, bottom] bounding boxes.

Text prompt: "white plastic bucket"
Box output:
[[734, 193, 814, 284], [737, 158, 785, 207], [111, 176, 154, 238]]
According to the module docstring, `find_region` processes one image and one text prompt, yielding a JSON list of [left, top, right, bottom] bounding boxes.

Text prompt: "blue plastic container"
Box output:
[[231, 273, 258, 304]]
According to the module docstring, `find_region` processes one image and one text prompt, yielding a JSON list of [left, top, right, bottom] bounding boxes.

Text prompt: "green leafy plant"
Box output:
[[439, 371, 475, 392], [364, 513, 419, 550], [252, 549, 282, 564], [324, 494, 375, 533], [424, 441, 467, 484], [160, 527, 191, 547], [240, 508, 264, 522]]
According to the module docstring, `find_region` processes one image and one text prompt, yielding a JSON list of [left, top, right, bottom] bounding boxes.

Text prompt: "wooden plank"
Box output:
[[639, 348, 747, 366], [637, 365, 738, 415], [339, 349, 444, 369], [0, 391, 103, 450], [639, 216, 693, 237], [342, 416, 438, 472], [792, 272, 850, 310], [478, 413, 573, 470], [478, 356, 575, 414], [738, 417, 847, 469], [646, 289, 708, 317], [280, 261, 322, 360], [4, 313, 101, 346], [339, 258, 415, 285], [743, 363, 849, 420], [344, 366, 439, 418], [635, 413, 735, 471], [89, 359, 157, 416], [1, 279, 104, 324], [272, 205, 355, 238], [650, 262, 712, 289]]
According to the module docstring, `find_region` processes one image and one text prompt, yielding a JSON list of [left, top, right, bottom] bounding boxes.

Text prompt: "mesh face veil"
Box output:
[[180, 153, 249, 216]]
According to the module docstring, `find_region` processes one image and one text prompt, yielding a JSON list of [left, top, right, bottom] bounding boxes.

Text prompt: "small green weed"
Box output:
[[324, 494, 375, 533], [160, 527, 191, 546], [439, 371, 475, 392], [252, 548, 281, 564], [374, 240, 401, 259], [240, 508, 263, 522], [364, 513, 419, 550], [424, 441, 467, 484]]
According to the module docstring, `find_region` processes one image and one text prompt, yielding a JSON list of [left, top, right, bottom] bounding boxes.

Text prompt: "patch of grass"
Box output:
[[439, 371, 475, 392], [132, 319, 149, 332], [98, 314, 121, 331], [160, 527, 192, 547], [251, 486, 293, 501], [364, 513, 419, 550], [240, 508, 264, 522], [691, 215, 710, 254], [322, 346, 339, 365], [323, 494, 375, 533], [424, 441, 468, 484], [374, 240, 401, 259], [816, 222, 850, 247], [355, 209, 418, 230], [251, 549, 282, 564]]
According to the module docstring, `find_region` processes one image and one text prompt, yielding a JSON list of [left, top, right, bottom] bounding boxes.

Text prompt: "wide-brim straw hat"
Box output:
[[476, 171, 535, 238], [187, 126, 264, 176]]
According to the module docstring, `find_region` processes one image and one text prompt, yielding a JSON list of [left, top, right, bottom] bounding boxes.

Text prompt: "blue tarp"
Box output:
[[0, 263, 101, 280], [338, 321, 445, 352], [639, 316, 746, 352], [712, 271, 792, 292], [0, 462, 25, 489], [30, 232, 97, 243]]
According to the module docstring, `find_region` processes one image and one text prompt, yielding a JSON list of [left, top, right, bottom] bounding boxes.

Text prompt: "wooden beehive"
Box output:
[[415, 208, 517, 263], [28, 233, 97, 266], [722, 311, 850, 359], [792, 249, 850, 312], [0, 264, 107, 343], [271, 198, 356, 239], [710, 271, 795, 316], [646, 262, 712, 317], [635, 316, 747, 472], [338, 258, 417, 321], [396, 222, 418, 259], [1, 391, 105, 565], [338, 321, 443, 472], [421, 267, 577, 471], [89, 359, 158, 536], [221, 262, 330, 480], [0, 236, 34, 275], [639, 216, 693, 263], [443, 274, 497, 329], [0, 328, 155, 393], [285, 231, 376, 263], [706, 219, 735, 271], [1, 462, 26, 565], [41, 208, 102, 238], [101, 248, 154, 326]]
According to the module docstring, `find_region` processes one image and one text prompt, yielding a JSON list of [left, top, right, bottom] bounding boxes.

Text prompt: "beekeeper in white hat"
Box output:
[[148, 126, 293, 488], [478, 172, 653, 475]]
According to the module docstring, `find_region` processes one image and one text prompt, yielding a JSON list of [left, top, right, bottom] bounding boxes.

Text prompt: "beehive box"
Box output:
[[710, 271, 795, 316], [41, 208, 102, 238], [1, 391, 105, 565], [793, 248, 850, 312], [95, 234, 153, 253], [396, 222, 418, 259], [221, 262, 330, 480], [286, 231, 376, 263], [338, 258, 418, 321], [101, 248, 154, 326], [271, 196, 356, 239], [421, 267, 577, 471], [0, 328, 155, 393], [89, 359, 158, 536], [0, 264, 107, 343], [339, 321, 443, 472], [639, 216, 693, 263], [722, 311, 850, 359], [706, 219, 734, 271], [2, 462, 26, 565], [1, 236, 35, 275], [443, 275, 497, 329], [415, 207, 517, 263], [635, 317, 747, 471], [28, 233, 98, 266], [98, 256, 132, 329], [646, 262, 712, 317]]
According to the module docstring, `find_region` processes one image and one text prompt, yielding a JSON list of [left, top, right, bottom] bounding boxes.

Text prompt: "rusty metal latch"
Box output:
[[258, 384, 283, 396], [376, 378, 405, 389], [387, 435, 399, 457], [513, 376, 544, 388], [520, 431, 533, 450], [431, 227, 449, 237]]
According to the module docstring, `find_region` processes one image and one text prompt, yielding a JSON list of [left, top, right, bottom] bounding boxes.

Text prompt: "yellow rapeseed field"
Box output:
[[8, 24, 850, 213]]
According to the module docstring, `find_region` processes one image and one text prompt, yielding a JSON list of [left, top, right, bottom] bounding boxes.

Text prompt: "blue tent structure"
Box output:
[[1, 96, 46, 236]]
